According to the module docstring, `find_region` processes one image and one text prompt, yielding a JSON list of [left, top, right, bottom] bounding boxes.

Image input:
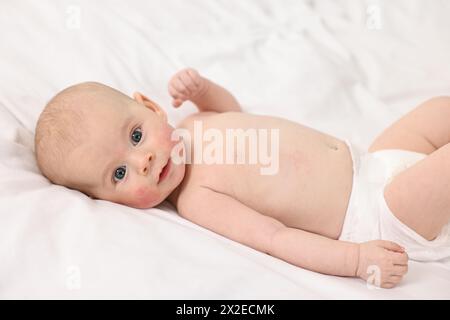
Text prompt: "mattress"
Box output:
[[0, 0, 449, 299]]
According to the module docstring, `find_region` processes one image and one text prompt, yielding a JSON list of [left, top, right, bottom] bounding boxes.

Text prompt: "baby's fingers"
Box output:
[[393, 264, 408, 276], [171, 78, 190, 98], [168, 84, 186, 108], [168, 83, 178, 98], [380, 240, 405, 253], [179, 72, 199, 94], [385, 275, 404, 288], [172, 98, 184, 108], [392, 251, 409, 266], [169, 82, 187, 100], [381, 277, 402, 289]]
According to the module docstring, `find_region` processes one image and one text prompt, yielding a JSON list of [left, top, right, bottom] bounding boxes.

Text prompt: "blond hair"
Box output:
[[35, 81, 131, 190]]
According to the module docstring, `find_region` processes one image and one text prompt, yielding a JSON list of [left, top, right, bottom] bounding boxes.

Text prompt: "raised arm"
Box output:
[[168, 68, 242, 113]]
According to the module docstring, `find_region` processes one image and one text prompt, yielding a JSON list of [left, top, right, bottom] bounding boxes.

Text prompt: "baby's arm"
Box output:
[[168, 68, 242, 113], [270, 227, 408, 288], [270, 226, 359, 277], [271, 226, 408, 288], [178, 187, 408, 288], [177, 186, 359, 276]]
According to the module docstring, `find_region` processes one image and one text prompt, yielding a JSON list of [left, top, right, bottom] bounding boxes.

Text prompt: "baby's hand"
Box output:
[[356, 240, 409, 289], [168, 68, 209, 108]]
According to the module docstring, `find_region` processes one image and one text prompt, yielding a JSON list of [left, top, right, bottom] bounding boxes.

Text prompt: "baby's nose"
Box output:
[[139, 152, 153, 176]]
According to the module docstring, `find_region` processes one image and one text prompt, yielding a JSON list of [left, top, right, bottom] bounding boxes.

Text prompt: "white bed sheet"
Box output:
[[0, 0, 449, 299]]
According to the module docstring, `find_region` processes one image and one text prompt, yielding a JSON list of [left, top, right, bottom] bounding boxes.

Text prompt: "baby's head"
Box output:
[[35, 82, 185, 208]]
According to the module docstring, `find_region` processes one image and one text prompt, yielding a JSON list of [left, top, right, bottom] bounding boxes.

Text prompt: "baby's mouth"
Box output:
[[158, 158, 171, 184]]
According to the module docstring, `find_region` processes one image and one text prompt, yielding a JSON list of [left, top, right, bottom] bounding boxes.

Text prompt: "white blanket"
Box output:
[[0, 0, 449, 299]]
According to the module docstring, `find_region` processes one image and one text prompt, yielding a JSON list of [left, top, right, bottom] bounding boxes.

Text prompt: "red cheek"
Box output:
[[160, 126, 177, 148], [133, 186, 159, 208]]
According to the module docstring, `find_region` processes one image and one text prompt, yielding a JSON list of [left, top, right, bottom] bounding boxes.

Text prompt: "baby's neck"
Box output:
[[166, 182, 182, 207]]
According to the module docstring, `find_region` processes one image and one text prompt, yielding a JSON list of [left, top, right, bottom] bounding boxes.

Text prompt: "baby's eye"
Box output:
[[131, 127, 142, 145], [113, 166, 127, 182]]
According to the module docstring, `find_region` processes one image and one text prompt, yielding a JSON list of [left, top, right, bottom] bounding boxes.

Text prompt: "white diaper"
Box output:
[[339, 140, 450, 262]]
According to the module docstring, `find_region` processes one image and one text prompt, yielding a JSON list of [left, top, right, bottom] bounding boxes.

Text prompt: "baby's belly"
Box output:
[[183, 112, 355, 240], [280, 139, 353, 239], [225, 137, 354, 240]]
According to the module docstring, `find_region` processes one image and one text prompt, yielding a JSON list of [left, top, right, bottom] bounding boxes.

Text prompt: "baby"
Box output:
[[34, 68, 450, 289]]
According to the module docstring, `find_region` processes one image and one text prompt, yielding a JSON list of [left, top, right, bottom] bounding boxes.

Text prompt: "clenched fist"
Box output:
[[168, 68, 209, 108], [357, 240, 409, 289]]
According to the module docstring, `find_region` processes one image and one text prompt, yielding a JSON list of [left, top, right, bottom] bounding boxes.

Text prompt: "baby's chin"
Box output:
[[117, 193, 159, 209], [126, 196, 164, 209]]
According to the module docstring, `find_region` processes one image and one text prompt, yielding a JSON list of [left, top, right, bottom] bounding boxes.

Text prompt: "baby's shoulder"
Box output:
[[176, 111, 250, 129], [176, 111, 219, 128], [174, 184, 211, 218]]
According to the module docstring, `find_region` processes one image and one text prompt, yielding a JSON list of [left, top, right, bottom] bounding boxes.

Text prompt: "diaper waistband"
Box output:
[[344, 139, 361, 177], [340, 139, 386, 242], [344, 139, 394, 183]]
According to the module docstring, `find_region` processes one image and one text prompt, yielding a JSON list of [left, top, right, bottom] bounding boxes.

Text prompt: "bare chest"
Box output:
[[176, 113, 353, 239]]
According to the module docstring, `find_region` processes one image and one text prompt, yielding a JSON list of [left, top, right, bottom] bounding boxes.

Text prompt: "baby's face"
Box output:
[[66, 94, 185, 208]]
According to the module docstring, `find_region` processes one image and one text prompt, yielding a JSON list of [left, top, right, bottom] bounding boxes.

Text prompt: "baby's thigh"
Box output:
[[369, 96, 450, 154], [383, 142, 450, 241]]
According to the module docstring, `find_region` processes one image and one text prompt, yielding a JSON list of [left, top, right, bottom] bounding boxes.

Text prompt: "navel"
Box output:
[[325, 140, 339, 151]]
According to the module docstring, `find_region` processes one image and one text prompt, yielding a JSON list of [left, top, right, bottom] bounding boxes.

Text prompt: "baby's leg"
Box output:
[[369, 96, 450, 240], [383, 143, 450, 240], [369, 96, 450, 154]]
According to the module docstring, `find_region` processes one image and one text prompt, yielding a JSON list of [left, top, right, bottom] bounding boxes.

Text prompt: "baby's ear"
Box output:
[[133, 92, 167, 122]]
